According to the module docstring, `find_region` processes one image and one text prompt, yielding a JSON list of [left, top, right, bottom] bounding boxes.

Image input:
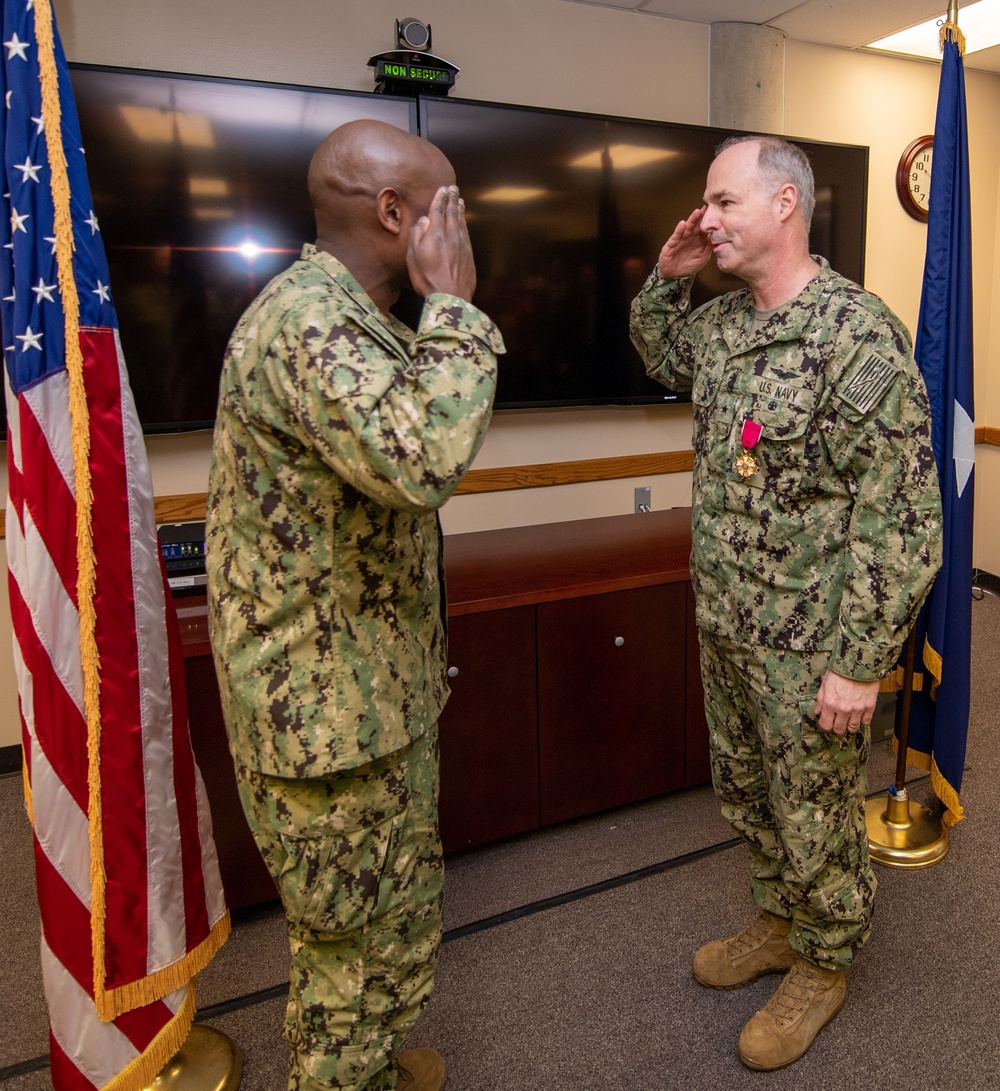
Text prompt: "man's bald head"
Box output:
[[308, 119, 455, 239]]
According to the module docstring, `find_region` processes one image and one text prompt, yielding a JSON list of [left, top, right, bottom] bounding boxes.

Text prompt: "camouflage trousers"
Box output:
[[699, 630, 877, 971], [236, 725, 443, 1091]]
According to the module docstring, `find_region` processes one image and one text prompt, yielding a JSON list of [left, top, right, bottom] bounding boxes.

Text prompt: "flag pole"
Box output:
[[865, 0, 966, 868]]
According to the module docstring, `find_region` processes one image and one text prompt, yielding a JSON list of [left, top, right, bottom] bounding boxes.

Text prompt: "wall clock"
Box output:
[[896, 135, 933, 222]]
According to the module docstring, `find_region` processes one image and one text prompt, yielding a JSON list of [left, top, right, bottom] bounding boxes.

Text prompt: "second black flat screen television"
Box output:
[[418, 96, 868, 410]]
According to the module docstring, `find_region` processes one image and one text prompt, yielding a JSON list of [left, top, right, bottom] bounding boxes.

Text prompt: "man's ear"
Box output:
[[375, 187, 404, 235], [776, 183, 798, 223]]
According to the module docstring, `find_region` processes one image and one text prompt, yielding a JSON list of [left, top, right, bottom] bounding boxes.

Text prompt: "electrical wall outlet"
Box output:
[[634, 485, 651, 514]]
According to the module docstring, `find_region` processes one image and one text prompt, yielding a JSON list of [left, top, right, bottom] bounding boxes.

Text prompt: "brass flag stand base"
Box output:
[[865, 787, 949, 869], [866, 624, 949, 870], [143, 1025, 242, 1091]]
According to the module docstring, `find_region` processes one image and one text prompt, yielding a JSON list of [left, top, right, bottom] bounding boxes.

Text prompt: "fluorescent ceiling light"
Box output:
[[570, 145, 678, 170], [189, 177, 229, 197], [118, 106, 214, 147], [867, 0, 1000, 59], [480, 186, 548, 202]]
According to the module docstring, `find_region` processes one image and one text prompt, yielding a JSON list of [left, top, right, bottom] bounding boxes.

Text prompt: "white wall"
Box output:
[[972, 109, 1000, 578], [1, 0, 998, 747]]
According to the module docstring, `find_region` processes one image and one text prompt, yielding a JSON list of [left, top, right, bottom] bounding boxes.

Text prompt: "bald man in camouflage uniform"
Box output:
[[630, 135, 941, 1071], [207, 120, 503, 1091]]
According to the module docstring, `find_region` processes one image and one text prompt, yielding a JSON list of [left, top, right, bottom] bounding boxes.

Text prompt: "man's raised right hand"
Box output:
[[657, 206, 713, 279], [407, 184, 477, 302]]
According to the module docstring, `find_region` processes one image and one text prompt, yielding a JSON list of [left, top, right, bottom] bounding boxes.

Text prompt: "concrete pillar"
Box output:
[[709, 22, 785, 134]]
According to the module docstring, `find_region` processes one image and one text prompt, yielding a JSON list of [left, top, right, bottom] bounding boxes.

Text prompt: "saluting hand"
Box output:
[[407, 184, 477, 302], [657, 206, 713, 279]]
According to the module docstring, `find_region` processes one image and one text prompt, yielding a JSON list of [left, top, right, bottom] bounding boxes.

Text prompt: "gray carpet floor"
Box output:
[[2, 594, 999, 1089]]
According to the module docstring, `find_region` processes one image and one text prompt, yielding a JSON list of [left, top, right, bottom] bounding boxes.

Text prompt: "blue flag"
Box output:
[[900, 29, 974, 827]]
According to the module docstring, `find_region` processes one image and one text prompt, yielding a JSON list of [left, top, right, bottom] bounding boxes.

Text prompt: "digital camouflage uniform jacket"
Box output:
[[630, 257, 942, 681], [207, 244, 503, 779]]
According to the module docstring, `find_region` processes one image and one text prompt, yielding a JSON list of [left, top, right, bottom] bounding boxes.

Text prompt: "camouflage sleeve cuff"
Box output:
[[418, 293, 506, 355], [636, 269, 693, 309], [828, 636, 902, 682]]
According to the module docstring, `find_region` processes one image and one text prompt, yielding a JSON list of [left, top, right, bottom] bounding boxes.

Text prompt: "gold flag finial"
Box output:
[[941, 1, 966, 55]]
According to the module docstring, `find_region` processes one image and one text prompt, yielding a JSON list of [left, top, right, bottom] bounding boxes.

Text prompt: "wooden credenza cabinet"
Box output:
[[177, 507, 710, 907], [438, 507, 709, 852]]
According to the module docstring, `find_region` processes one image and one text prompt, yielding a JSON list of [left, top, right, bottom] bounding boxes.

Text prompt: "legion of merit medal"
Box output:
[[735, 418, 763, 479]]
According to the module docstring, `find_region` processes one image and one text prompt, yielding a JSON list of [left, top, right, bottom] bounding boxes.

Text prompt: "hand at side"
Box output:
[[814, 669, 881, 736]]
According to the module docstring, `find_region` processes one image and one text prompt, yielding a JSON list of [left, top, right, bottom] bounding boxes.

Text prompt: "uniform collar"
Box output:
[[719, 255, 835, 352], [300, 243, 416, 342]]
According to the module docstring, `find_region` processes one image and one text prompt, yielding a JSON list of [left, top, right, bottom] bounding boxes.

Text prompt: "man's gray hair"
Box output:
[[715, 134, 816, 230]]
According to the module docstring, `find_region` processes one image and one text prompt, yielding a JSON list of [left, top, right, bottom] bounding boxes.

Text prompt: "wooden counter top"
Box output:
[[443, 507, 692, 616]]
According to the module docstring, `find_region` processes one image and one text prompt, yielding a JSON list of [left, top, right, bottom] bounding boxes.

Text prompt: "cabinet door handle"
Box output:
[[447, 666, 459, 678], [614, 636, 625, 647]]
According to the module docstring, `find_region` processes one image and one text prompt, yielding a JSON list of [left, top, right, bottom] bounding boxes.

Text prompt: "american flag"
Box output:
[[0, 1, 230, 1088]]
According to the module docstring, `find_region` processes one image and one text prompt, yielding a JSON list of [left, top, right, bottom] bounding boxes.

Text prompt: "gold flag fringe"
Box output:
[[100, 912, 232, 1022], [923, 634, 943, 698], [879, 667, 924, 694], [102, 987, 197, 1091], [885, 631, 964, 826], [918, 632, 963, 823], [940, 20, 966, 57], [931, 756, 964, 826], [890, 735, 965, 827], [22, 751, 34, 827]]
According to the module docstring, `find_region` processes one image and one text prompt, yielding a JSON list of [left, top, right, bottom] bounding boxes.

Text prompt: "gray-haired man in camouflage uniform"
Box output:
[[206, 119, 504, 1091], [630, 135, 941, 1070]]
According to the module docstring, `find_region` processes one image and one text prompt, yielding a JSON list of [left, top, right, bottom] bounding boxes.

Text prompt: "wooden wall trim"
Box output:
[[452, 449, 694, 494], [7, 433, 1000, 539], [150, 450, 700, 527], [0, 450, 696, 538], [155, 493, 209, 525], [148, 450, 696, 525]]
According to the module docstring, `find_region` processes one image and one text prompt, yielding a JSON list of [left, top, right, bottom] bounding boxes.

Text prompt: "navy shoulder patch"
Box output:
[[836, 350, 900, 415]]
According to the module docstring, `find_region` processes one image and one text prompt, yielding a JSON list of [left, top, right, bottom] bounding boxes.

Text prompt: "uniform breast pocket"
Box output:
[[691, 366, 736, 479], [691, 361, 720, 410], [739, 398, 813, 495]]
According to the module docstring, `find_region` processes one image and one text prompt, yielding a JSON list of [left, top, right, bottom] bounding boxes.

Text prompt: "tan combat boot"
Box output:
[[738, 956, 846, 1070], [691, 911, 796, 988], [395, 1048, 447, 1090]]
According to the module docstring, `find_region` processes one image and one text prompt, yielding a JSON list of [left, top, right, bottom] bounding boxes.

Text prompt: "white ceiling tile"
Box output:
[[547, 0, 1000, 72], [637, 0, 791, 21], [770, 0, 952, 49], [554, 0, 646, 9], [963, 39, 1000, 71]]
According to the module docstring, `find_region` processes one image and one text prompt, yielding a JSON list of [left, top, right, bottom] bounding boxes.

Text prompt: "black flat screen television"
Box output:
[[69, 65, 416, 432], [417, 96, 868, 410], [57, 66, 868, 432]]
